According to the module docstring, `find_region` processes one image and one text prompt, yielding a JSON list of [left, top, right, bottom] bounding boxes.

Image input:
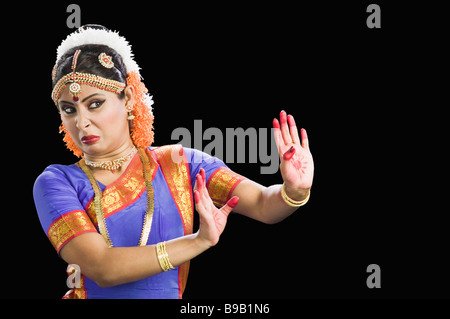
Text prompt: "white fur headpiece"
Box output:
[[54, 26, 153, 115], [56, 27, 140, 74]]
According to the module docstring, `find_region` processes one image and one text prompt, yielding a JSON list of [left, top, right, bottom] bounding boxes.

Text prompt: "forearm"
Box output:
[[62, 169, 225, 289], [232, 180, 309, 224], [95, 232, 208, 287], [259, 184, 308, 224]]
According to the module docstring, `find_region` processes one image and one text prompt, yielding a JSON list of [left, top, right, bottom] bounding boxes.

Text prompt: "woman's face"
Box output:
[[58, 84, 132, 157]]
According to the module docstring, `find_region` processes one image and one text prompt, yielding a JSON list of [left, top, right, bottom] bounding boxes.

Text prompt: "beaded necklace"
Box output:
[[78, 148, 154, 247], [84, 146, 137, 173]]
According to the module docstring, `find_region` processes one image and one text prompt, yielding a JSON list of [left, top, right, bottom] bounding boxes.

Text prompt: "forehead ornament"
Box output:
[[69, 50, 82, 102], [51, 49, 126, 105]]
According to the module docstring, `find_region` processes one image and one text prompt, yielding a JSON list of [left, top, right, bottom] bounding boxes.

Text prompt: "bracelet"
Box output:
[[156, 241, 174, 272], [281, 183, 310, 207]]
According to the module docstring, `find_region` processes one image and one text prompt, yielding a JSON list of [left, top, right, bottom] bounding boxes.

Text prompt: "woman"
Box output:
[[33, 25, 314, 299]]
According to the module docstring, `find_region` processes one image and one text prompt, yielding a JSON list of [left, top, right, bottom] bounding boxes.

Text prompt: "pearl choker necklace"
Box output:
[[84, 146, 137, 172]]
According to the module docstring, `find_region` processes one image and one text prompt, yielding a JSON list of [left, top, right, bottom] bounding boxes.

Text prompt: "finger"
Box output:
[[283, 146, 296, 161], [279, 110, 292, 145], [301, 128, 310, 150], [196, 172, 204, 190], [196, 171, 215, 208], [200, 168, 206, 183], [220, 196, 239, 217], [194, 189, 210, 217], [194, 189, 207, 208], [194, 190, 209, 223], [287, 114, 301, 145], [273, 118, 285, 156], [194, 190, 200, 205], [195, 174, 206, 203], [273, 118, 280, 130]]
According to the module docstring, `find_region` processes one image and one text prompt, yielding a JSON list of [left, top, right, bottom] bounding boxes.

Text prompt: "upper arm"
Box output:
[[183, 147, 249, 207], [33, 166, 112, 281], [33, 166, 100, 259]]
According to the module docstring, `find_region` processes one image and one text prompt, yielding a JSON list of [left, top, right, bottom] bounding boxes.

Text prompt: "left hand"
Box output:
[[194, 168, 239, 247], [273, 110, 314, 199]]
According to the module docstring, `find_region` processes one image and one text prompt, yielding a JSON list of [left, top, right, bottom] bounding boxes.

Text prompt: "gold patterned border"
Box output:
[[154, 145, 194, 235], [154, 145, 194, 298], [207, 167, 247, 207], [47, 210, 97, 253], [84, 153, 158, 225]]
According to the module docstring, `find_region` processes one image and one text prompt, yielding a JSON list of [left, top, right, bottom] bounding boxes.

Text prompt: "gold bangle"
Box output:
[[281, 183, 310, 207], [156, 241, 174, 272]]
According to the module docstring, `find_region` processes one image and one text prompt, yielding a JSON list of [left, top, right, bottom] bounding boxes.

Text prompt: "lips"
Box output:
[[81, 135, 100, 145]]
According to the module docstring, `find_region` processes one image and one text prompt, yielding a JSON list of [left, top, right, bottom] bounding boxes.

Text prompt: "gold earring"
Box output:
[[126, 105, 135, 120]]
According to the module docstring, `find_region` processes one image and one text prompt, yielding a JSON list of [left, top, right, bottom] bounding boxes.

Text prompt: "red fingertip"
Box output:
[[228, 196, 239, 208], [200, 168, 206, 181], [273, 118, 280, 129], [280, 110, 287, 123], [287, 114, 296, 127]]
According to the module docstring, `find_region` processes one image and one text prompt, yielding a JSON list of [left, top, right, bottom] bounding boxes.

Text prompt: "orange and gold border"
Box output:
[[84, 153, 158, 225], [207, 167, 247, 207], [154, 145, 194, 236], [153, 145, 194, 298], [47, 210, 97, 254]]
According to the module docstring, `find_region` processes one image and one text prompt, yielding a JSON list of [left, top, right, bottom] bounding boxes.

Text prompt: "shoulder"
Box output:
[[150, 144, 190, 162], [150, 144, 182, 156], [149, 145, 223, 166], [33, 163, 83, 195], [35, 163, 79, 182]]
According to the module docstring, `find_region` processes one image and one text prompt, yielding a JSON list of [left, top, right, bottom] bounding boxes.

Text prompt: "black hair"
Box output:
[[52, 25, 127, 98]]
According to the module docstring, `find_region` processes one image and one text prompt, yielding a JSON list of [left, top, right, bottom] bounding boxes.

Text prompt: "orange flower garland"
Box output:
[[59, 122, 83, 157], [127, 71, 155, 150]]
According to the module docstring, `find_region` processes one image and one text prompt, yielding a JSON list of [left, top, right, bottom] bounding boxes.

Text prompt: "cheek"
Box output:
[[107, 105, 126, 124], [98, 104, 128, 133], [61, 117, 79, 141]]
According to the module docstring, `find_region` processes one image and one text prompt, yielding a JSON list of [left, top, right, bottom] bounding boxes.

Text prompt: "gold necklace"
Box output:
[[78, 148, 154, 247], [84, 146, 137, 173]]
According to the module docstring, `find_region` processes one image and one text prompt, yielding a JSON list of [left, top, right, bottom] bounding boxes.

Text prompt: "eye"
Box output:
[[89, 100, 105, 109], [62, 106, 76, 114]]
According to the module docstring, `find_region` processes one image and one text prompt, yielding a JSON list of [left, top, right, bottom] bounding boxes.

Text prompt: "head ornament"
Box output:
[[56, 26, 140, 74], [98, 52, 115, 68]]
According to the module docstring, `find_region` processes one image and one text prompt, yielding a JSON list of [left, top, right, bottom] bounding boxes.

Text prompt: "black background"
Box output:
[[1, 1, 447, 302]]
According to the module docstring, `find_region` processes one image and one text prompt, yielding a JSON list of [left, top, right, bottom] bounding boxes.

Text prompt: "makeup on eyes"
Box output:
[[59, 98, 105, 114]]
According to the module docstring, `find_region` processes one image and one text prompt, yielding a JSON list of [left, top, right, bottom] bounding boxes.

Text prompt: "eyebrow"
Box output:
[[59, 93, 106, 105]]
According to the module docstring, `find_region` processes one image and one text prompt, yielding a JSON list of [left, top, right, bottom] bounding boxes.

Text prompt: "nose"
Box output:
[[75, 108, 91, 130]]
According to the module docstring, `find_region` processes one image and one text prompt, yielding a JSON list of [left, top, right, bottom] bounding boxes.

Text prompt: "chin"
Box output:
[[79, 142, 105, 156]]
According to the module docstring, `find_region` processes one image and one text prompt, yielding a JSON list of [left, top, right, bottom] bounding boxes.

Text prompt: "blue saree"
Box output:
[[33, 145, 245, 299]]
